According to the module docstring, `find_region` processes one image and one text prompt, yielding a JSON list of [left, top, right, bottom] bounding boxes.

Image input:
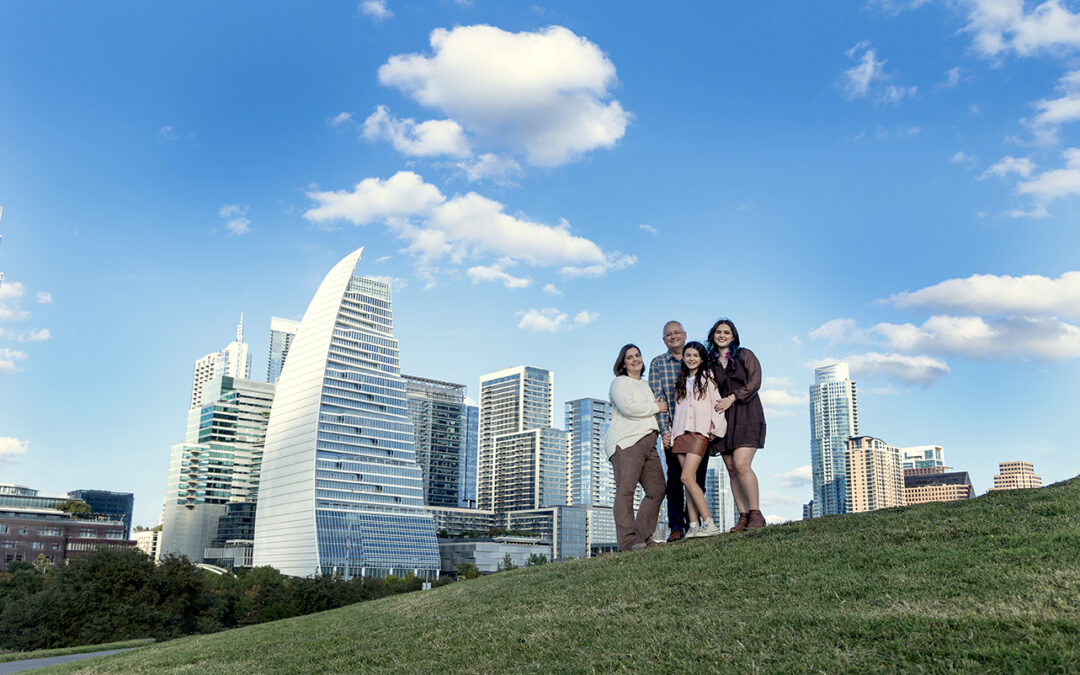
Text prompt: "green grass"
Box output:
[[47, 478, 1080, 673], [0, 639, 152, 663]]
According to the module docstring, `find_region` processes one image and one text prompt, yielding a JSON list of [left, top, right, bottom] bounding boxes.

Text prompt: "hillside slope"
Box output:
[[53, 478, 1080, 673]]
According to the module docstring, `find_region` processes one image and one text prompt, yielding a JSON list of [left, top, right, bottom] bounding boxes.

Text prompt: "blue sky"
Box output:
[[2, 1, 1079, 526]]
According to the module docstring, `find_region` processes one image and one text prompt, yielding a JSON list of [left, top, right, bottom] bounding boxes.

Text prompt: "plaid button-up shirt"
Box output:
[[648, 351, 682, 436]]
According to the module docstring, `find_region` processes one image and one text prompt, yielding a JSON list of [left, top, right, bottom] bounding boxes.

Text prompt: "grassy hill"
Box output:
[[50, 478, 1080, 673]]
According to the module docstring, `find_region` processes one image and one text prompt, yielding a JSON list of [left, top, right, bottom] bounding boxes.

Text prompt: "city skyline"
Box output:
[[2, 2, 1079, 528]]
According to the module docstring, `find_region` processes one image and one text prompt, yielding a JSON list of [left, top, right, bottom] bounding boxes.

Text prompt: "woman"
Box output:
[[707, 319, 767, 531], [665, 341, 726, 538], [605, 343, 668, 551]]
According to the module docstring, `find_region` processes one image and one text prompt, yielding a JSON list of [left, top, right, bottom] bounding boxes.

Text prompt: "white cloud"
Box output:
[[456, 153, 522, 184], [843, 42, 884, 99], [961, 0, 1080, 58], [34, 291, 52, 304], [874, 315, 1080, 360], [365, 275, 407, 291], [0, 328, 50, 343], [951, 151, 977, 165], [776, 465, 813, 488], [1005, 204, 1051, 218], [763, 514, 794, 525], [1029, 69, 1080, 142], [573, 310, 598, 326], [810, 318, 872, 344], [225, 218, 250, 236], [377, 24, 629, 167], [517, 307, 568, 332], [937, 66, 963, 90], [375, 255, 392, 264], [218, 204, 251, 236], [466, 260, 532, 289], [0, 347, 27, 373], [359, 0, 392, 21], [305, 171, 633, 280], [1016, 147, 1080, 204], [157, 125, 196, 142], [0, 281, 25, 301], [542, 283, 562, 296], [846, 351, 952, 385], [866, 0, 932, 15], [639, 224, 657, 236], [0, 283, 29, 321], [760, 389, 809, 408], [887, 271, 1080, 321], [979, 155, 1035, 179], [362, 106, 471, 158], [0, 437, 28, 463], [329, 112, 353, 127]]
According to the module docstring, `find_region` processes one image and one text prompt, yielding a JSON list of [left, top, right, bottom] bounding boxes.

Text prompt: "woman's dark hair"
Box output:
[[613, 343, 643, 377], [706, 318, 741, 362], [674, 342, 711, 402]]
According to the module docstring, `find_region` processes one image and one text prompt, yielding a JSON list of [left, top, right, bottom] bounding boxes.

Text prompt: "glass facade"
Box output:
[[266, 316, 299, 383], [67, 490, 134, 539], [565, 398, 612, 507], [403, 375, 468, 508], [809, 363, 859, 517], [253, 248, 439, 578], [460, 405, 479, 508]]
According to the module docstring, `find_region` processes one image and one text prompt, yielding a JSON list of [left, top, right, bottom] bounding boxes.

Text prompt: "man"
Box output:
[[649, 320, 710, 541]]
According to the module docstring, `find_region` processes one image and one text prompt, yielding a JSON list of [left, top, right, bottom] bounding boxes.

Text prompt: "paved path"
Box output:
[[0, 647, 142, 673]]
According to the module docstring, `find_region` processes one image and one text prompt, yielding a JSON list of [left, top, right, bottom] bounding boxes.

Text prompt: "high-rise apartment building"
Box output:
[[404, 375, 470, 509], [460, 405, 479, 509], [133, 529, 162, 562], [989, 461, 1042, 491], [810, 362, 859, 516], [266, 316, 300, 383], [253, 248, 439, 579], [844, 436, 905, 513], [477, 366, 554, 512], [565, 398, 613, 507], [491, 428, 568, 512], [900, 445, 945, 470], [161, 376, 274, 561], [705, 466, 736, 531], [191, 316, 252, 408]]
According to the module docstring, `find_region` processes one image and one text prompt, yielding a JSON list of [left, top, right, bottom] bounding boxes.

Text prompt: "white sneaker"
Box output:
[[698, 518, 722, 537], [685, 525, 702, 538]]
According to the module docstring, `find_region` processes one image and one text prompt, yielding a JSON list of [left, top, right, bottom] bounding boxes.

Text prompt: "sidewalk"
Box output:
[[0, 647, 143, 674]]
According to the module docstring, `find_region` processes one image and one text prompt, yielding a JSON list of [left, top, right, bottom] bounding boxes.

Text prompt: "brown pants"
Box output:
[[610, 431, 665, 551]]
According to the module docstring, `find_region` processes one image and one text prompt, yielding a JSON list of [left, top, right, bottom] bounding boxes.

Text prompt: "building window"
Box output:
[[79, 529, 97, 538], [30, 542, 43, 550]]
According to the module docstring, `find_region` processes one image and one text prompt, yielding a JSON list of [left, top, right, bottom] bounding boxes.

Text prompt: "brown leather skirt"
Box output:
[[672, 432, 708, 457]]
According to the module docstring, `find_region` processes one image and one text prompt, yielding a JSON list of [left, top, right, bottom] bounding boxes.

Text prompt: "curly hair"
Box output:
[[674, 342, 712, 402]]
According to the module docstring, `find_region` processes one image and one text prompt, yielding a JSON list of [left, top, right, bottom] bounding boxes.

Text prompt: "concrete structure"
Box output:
[[844, 436, 905, 513], [900, 445, 945, 470], [428, 506, 496, 536], [67, 489, 134, 539], [191, 316, 252, 409], [161, 376, 273, 562], [438, 536, 552, 575], [705, 466, 736, 531], [810, 362, 859, 516], [1, 505, 132, 572], [266, 316, 300, 383], [989, 461, 1042, 491], [492, 428, 568, 512], [253, 248, 439, 579], [904, 469, 974, 504], [477, 365, 554, 512], [403, 375, 470, 508], [133, 529, 162, 561]]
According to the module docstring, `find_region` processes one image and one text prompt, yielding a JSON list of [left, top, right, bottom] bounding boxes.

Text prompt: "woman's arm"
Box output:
[[730, 349, 762, 401], [610, 377, 661, 418]]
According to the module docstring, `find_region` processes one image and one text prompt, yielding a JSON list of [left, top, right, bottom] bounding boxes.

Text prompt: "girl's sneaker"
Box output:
[[685, 524, 701, 538], [699, 518, 722, 537]]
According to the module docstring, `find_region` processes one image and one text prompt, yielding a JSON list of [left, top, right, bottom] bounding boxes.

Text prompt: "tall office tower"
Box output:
[[492, 428, 569, 512], [191, 315, 252, 408], [460, 405, 479, 509], [989, 461, 1043, 491], [705, 466, 736, 531], [477, 366, 554, 512], [67, 489, 134, 539], [266, 316, 300, 383], [403, 375, 469, 508], [565, 398, 613, 507], [809, 362, 859, 517], [161, 376, 274, 561], [253, 248, 439, 579], [844, 436, 905, 513], [900, 445, 945, 470]]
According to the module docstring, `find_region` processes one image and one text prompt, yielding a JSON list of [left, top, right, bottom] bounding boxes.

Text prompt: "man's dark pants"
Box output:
[[664, 446, 710, 533]]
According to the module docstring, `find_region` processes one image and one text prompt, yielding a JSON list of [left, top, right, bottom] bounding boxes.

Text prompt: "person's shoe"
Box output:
[[650, 529, 667, 544], [747, 510, 766, 529], [685, 525, 702, 539], [699, 518, 722, 537], [730, 513, 749, 532], [666, 530, 685, 543], [630, 541, 648, 552]]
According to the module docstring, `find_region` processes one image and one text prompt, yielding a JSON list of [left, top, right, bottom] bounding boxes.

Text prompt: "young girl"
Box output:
[[663, 341, 727, 538]]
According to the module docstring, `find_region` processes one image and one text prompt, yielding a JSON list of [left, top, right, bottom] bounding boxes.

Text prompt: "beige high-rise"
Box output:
[[844, 436, 905, 513], [989, 461, 1042, 491]]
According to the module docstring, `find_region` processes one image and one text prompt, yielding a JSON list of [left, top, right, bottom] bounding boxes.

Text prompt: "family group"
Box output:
[[604, 319, 766, 551]]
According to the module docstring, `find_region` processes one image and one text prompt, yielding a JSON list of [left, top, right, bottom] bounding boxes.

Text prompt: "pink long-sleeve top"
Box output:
[[671, 370, 727, 440]]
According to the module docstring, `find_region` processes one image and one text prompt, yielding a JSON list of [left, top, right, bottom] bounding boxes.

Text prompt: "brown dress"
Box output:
[[709, 348, 766, 455]]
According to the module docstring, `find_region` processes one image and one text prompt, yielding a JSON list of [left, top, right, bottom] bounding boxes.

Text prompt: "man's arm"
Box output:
[[648, 356, 671, 436]]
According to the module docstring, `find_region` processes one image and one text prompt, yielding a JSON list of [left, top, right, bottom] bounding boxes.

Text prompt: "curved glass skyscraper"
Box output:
[[253, 247, 439, 578]]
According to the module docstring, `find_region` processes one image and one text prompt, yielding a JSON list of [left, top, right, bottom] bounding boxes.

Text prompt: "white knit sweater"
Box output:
[[605, 375, 661, 458]]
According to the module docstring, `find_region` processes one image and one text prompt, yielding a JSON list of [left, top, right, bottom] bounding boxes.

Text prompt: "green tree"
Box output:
[[496, 553, 517, 572], [526, 553, 547, 566], [455, 562, 481, 579], [56, 499, 91, 516], [31, 554, 51, 573]]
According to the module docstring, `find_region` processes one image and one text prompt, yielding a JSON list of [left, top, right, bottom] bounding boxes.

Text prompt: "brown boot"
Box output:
[[747, 510, 766, 529], [730, 513, 749, 532]]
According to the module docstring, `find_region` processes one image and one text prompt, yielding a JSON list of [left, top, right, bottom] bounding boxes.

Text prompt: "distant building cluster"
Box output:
[[154, 248, 704, 578], [804, 362, 1041, 520]]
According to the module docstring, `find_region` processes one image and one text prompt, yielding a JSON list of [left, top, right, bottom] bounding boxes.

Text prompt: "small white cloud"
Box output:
[[329, 112, 354, 127], [846, 351, 951, 385], [842, 42, 915, 105], [961, 0, 1080, 58], [776, 465, 813, 488], [34, 291, 52, 304], [225, 218, 251, 236], [979, 155, 1035, 180], [874, 315, 1080, 360], [0, 436, 28, 463], [810, 318, 872, 344], [937, 66, 962, 90], [0, 347, 28, 373], [364, 275, 408, 291], [888, 271, 1080, 321], [763, 514, 793, 525], [7, 328, 50, 343], [639, 224, 657, 235], [1005, 204, 1051, 219], [359, 0, 392, 21], [456, 153, 522, 184], [517, 307, 568, 332], [950, 151, 976, 166], [218, 204, 251, 236], [542, 283, 562, 296], [467, 260, 532, 289], [0, 281, 25, 301], [375, 255, 392, 264], [157, 125, 196, 142], [363, 106, 471, 158], [760, 389, 809, 408], [1016, 147, 1080, 205], [573, 310, 598, 326]]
